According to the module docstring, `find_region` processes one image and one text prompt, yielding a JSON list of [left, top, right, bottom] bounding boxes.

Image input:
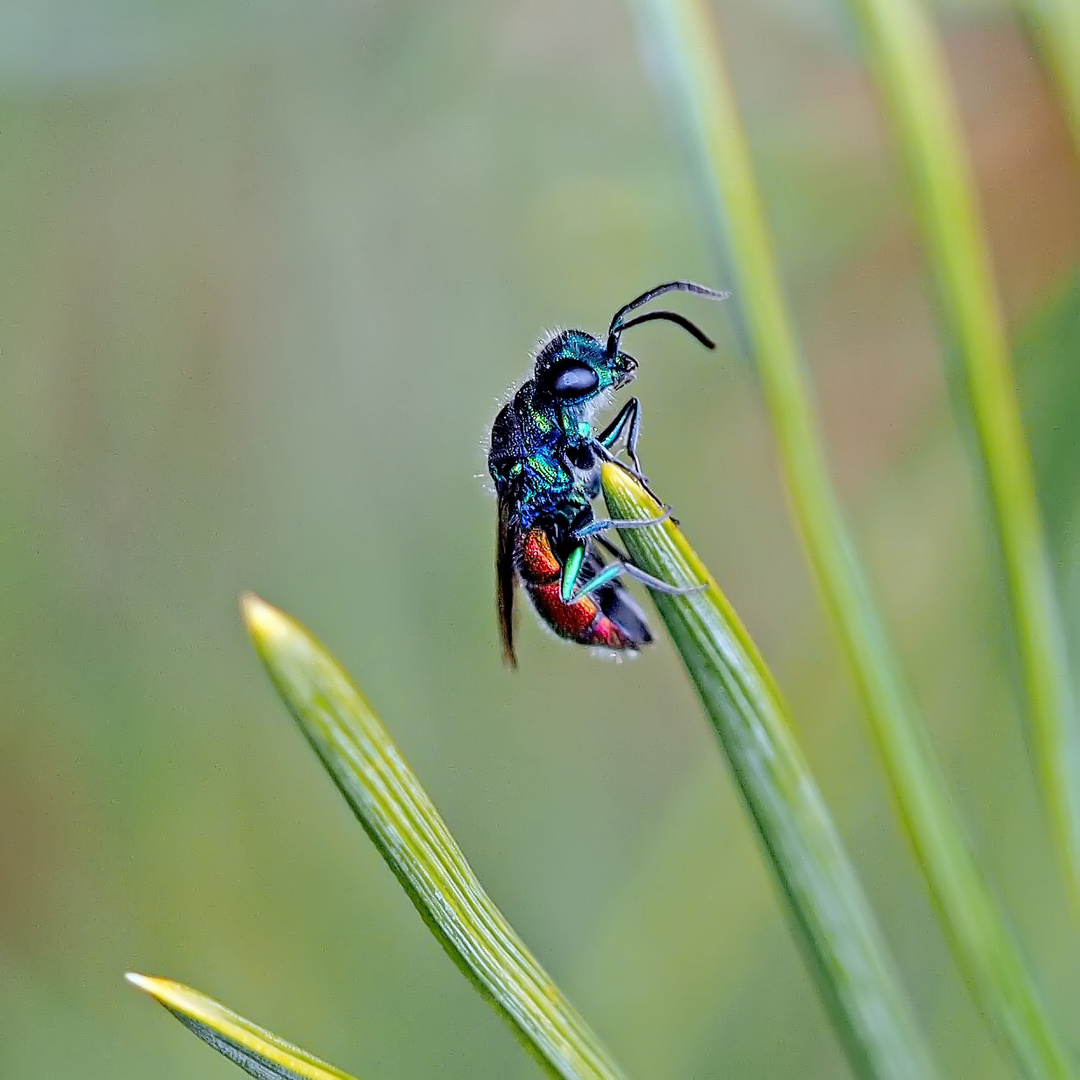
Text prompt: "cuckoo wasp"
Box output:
[[488, 280, 727, 665]]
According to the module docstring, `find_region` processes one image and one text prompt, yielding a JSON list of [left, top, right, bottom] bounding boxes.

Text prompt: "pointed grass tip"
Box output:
[[240, 591, 292, 648], [125, 972, 209, 1018], [125, 970, 170, 999], [125, 972, 358, 1080]]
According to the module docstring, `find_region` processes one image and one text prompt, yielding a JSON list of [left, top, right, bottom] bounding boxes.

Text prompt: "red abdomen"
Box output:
[[517, 527, 650, 651]]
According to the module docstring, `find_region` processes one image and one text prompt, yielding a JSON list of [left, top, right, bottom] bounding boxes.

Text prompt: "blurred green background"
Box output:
[[2, 1, 1079, 1076]]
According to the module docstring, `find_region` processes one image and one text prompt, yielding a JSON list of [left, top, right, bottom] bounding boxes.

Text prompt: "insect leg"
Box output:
[[616, 561, 707, 596], [569, 542, 706, 602], [558, 542, 588, 604], [573, 505, 672, 538], [592, 535, 707, 597], [596, 397, 646, 477], [598, 398, 638, 451], [592, 397, 673, 505], [566, 560, 626, 603]]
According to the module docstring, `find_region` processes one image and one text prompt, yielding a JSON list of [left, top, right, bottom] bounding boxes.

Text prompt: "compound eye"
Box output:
[[550, 361, 600, 399]]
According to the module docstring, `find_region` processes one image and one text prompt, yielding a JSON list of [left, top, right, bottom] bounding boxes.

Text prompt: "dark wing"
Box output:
[[496, 490, 519, 667]]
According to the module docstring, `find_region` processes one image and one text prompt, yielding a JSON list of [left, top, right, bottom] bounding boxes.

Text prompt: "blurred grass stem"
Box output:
[[627, 0, 1076, 1075], [843, 0, 1080, 916], [1017, 0, 1080, 154]]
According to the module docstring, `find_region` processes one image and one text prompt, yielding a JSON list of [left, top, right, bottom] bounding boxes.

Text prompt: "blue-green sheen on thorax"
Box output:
[[488, 329, 633, 531]]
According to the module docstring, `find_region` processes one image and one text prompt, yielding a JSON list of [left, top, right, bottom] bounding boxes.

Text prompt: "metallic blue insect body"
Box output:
[[488, 280, 727, 665]]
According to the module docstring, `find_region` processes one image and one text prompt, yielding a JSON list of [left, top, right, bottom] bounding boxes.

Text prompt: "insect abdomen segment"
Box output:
[[518, 527, 651, 651]]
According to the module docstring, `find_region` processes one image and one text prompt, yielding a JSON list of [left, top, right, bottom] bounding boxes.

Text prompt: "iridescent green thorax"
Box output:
[[488, 329, 635, 530], [488, 381, 587, 531]]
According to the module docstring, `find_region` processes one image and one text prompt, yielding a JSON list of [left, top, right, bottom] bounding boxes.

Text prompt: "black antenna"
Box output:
[[608, 280, 728, 335], [614, 311, 716, 350], [605, 280, 728, 356]]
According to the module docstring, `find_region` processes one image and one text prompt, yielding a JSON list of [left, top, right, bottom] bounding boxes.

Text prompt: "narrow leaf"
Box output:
[[601, 464, 938, 1080], [626, 2, 1076, 1075], [843, 0, 1080, 920], [125, 972, 359, 1080], [241, 594, 626, 1080]]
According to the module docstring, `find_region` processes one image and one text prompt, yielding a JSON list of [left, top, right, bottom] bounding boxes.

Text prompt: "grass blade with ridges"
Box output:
[[241, 594, 625, 1080], [601, 464, 938, 1080]]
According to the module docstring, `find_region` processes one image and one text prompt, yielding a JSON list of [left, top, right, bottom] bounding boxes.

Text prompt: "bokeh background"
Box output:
[[2, 1, 1079, 1076]]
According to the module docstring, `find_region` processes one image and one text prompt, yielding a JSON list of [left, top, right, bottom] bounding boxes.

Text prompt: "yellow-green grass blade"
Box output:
[[125, 972, 360, 1080], [241, 594, 625, 1080], [626, 1, 1075, 1075], [844, 0, 1080, 919], [601, 464, 938, 1080], [1017, 0, 1080, 154]]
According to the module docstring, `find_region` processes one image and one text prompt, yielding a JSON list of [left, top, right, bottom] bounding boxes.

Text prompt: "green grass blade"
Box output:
[[626, 1, 1076, 1075], [1017, 0, 1080, 154], [844, 0, 1080, 917], [241, 594, 626, 1080], [125, 972, 361, 1080], [600, 465, 937, 1080]]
